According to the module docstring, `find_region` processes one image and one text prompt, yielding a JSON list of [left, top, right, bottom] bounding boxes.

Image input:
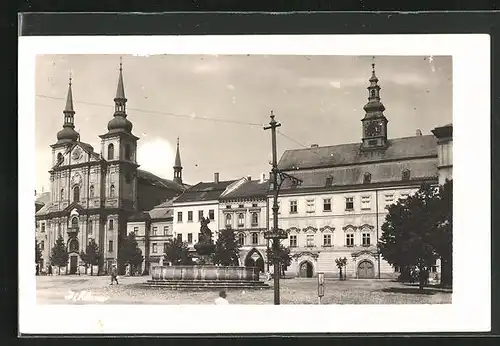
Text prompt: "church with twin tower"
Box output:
[[35, 62, 187, 275]]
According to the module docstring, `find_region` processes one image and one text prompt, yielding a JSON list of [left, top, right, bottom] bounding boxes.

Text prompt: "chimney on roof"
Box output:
[[311, 144, 319, 148], [416, 129, 422, 136], [260, 173, 265, 183], [214, 172, 219, 183], [247, 175, 251, 181]]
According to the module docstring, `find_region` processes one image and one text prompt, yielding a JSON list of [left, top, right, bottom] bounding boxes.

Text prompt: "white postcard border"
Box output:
[[19, 34, 491, 334]]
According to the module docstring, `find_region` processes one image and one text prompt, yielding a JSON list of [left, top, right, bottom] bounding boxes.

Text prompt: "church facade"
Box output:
[[35, 63, 187, 275]]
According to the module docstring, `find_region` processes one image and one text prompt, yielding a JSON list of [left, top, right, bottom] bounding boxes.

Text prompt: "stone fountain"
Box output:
[[145, 217, 270, 290]]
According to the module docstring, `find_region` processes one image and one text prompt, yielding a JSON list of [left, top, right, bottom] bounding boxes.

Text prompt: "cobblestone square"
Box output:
[[37, 276, 452, 305]]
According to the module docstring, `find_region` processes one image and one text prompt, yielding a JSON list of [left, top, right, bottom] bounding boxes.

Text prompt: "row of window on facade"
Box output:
[[132, 226, 170, 236], [224, 212, 259, 228], [39, 217, 114, 235], [177, 209, 215, 222], [59, 184, 118, 203], [325, 170, 411, 187], [285, 192, 408, 214], [150, 231, 262, 253], [287, 233, 373, 248]]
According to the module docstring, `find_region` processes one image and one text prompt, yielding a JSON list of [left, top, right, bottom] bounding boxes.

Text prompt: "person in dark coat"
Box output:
[[110, 264, 119, 285]]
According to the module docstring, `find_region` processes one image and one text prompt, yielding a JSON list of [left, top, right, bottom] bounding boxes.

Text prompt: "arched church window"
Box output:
[[108, 144, 114, 160], [110, 184, 115, 198], [402, 169, 411, 181], [225, 214, 232, 227], [89, 185, 94, 198], [60, 188, 64, 201], [73, 185, 80, 202], [68, 239, 79, 253], [125, 144, 131, 160], [71, 217, 79, 229], [371, 90, 376, 98], [238, 233, 245, 246], [57, 153, 63, 164], [363, 172, 372, 184]]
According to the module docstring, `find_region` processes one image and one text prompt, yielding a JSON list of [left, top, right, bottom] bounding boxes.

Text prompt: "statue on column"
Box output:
[[198, 217, 213, 245]]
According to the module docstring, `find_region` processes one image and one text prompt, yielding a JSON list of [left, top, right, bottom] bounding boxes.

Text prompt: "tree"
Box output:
[[266, 242, 292, 276], [163, 237, 191, 265], [429, 179, 453, 287], [379, 183, 441, 291], [80, 239, 103, 276], [35, 239, 43, 264], [335, 257, 348, 280], [49, 235, 69, 275], [213, 229, 240, 266], [119, 232, 144, 275]]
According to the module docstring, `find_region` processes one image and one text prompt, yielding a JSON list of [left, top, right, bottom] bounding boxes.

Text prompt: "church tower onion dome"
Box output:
[[56, 75, 79, 143], [107, 59, 133, 134], [107, 116, 133, 133]]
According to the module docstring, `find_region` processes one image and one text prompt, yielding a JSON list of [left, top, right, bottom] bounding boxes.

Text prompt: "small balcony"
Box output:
[[67, 227, 79, 236]]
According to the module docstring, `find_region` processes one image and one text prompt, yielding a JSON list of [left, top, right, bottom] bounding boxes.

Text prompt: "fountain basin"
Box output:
[[146, 265, 270, 290], [152, 265, 260, 281]]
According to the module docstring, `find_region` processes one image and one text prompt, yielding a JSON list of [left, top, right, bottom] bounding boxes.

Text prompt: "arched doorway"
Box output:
[[244, 248, 265, 272], [67, 238, 79, 274], [299, 261, 313, 278], [357, 260, 375, 279]]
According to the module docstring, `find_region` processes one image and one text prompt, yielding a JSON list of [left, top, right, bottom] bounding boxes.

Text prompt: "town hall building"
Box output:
[[270, 63, 453, 279]]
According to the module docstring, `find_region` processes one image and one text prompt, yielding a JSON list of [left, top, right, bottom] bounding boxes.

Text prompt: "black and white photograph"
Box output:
[[19, 34, 490, 334]]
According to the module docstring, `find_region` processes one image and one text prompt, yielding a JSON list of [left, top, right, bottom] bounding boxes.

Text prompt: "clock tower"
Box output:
[[361, 62, 388, 150]]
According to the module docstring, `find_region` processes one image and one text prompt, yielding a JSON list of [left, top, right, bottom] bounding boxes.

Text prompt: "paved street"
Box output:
[[37, 275, 452, 305]]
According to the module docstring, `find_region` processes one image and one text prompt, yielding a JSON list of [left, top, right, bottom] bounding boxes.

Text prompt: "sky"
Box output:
[[35, 54, 452, 192]]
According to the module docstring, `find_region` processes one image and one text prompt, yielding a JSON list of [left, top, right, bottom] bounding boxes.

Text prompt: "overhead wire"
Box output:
[[36, 93, 323, 157]]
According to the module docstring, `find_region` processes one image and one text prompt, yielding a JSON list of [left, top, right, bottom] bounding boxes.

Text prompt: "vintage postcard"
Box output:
[[19, 34, 490, 334]]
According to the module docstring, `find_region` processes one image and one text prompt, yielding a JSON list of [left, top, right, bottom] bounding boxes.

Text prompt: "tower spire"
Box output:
[[173, 137, 183, 185], [361, 60, 388, 150], [114, 57, 127, 115], [65, 71, 74, 114], [106, 58, 133, 134], [56, 73, 79, 143]]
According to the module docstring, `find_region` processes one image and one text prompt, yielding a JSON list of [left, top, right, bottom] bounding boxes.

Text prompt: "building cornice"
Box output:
[[267, 177, 438, 197]]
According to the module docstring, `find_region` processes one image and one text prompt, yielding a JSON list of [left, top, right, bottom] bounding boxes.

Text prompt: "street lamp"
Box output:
[[264, 111, 302, 305]]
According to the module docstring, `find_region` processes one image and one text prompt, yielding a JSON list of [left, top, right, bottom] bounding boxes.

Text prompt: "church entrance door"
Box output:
[[69, 256, 78, 275]]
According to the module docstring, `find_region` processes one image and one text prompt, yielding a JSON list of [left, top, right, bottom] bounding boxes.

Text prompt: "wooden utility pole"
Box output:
[[264, 111, 302, 305], [264, 111, 282, 305]]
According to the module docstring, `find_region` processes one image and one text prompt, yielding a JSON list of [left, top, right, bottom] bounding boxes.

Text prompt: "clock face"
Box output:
[[366, 121, 382, 137], [72, 148, 82, 161]]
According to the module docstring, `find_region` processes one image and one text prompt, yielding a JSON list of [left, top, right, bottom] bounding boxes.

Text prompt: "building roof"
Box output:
[[35, 192, 51, 206], [137, 169, 187, 191], [278, 135, 438, 171], [35, 203, 52, 216], [277, 158, 438, 191], [174, 180, 237, 203], [219, 179, 270, 200], [128, 211, 151, 222], [148, 198, 175, 220]]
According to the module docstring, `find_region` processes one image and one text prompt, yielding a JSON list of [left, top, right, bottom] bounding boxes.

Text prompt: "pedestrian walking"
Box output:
[[110, 264, 119, 285], [214, 290, 229, 305]]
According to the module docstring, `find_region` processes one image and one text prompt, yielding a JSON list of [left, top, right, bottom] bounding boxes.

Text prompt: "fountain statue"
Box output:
[[194, 217, 216, 264]]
